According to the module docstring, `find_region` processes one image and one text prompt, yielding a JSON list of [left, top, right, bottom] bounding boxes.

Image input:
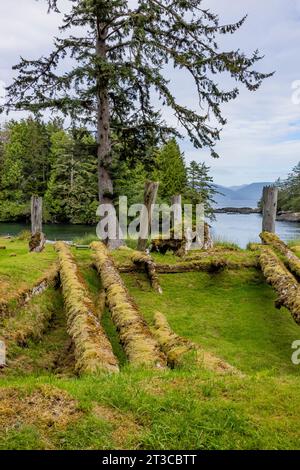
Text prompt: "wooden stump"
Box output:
[[137, 181, 159, 252], [262, 186, 278, 233], [29, 196, 45, 253]]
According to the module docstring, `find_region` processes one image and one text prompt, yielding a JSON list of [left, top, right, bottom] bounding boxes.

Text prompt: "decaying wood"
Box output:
[[151, 222, 213, 257], [131, 251, 162, 294], [260, 231, 300, 278], [91, 242, 166, 368], [30, 196, 45, 253], [259, 246, 300, 325], [262, 186, 278, 233], [137, 181, 159, 252], [56, 242, 119, 375], [117, 254, 259, 274], [0, 264, 60, 318], [152, 311, 238, 374]]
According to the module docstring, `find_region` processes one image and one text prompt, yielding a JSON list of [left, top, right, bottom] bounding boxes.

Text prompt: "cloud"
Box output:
[[0, 0, 299, 186]]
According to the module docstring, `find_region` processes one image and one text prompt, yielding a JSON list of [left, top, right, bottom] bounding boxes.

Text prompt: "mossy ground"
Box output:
[[1, 239, 300, 449]]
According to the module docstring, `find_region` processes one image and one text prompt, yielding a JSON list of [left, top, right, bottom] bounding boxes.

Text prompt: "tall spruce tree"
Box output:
[[2, 0, 272, 246]]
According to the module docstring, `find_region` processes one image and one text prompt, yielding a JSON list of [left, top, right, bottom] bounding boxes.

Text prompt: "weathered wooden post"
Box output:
[[29, 196, 46, 252], [137, 181, 159, 252], [262, 185, 278, 233], [0, 340, 6, 368]]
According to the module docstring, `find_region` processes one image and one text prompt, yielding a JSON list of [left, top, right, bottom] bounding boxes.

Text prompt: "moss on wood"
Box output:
[[260, 231, 300, 278], [152, 311, 238, 374], [56, 242, 119, 375], [259, 246, 300, 324], [91, 242, 167, 369], [131, 251, 162, 294]]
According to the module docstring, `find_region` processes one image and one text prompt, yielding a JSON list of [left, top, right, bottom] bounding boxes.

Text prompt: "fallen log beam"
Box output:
[[260, 231, 300, 278], [152, 311, 238, 374], [56, 242, 119, 375], [0, 264, 60, 318], [91, 242, 166, 369], [117, 255, 259, 274], [130, 251, 162, 294], [259, 246, 300, 324]]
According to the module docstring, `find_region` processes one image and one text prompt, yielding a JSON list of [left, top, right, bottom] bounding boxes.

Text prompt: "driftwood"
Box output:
[[260, 232, 300, 278], [56, 242, 119, 375], [130, 251, 162, 294], [91, 242, 166, 368], [259, 246, 300, 325], [152, 312, 238, 374]]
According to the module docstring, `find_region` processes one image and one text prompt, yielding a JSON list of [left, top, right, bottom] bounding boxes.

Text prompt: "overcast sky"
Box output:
[[1, 0, 300, 186]]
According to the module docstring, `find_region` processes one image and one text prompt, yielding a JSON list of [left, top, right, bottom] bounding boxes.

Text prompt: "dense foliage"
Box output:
[[277, 163, 300, 212], [0, 117, 217, 224]]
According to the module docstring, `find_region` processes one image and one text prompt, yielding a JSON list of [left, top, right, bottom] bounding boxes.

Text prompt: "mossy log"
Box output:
[[117, 255, 258, 274], [260, 231, 300, 278], [150, 223, 213, 257], [91, 242, 167, 368], [56, 242, 119, 375], [130, 251, 162, 294], [0, 264, 60, 318], [259, 246, 300, 324], [152, 312, 238, 374]]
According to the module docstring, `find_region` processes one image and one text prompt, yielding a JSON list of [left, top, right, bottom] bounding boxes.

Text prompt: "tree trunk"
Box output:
[[29, 196, 45, 253], [0, 340, 6, 368], [96, 25, 123, 249], [137, 181, 159, 252], [262, 186, 278, 233]]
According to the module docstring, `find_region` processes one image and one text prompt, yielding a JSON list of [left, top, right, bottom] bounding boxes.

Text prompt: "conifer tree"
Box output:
[[154, 138, 186, 201], [3, 0, 272, 245], [186, 160, 217, 219]]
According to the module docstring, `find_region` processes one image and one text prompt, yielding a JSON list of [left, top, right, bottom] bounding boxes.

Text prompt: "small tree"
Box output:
[[154, 139, 186, 201], [3, 0, 272, 246], [185, 161, 218, 219]]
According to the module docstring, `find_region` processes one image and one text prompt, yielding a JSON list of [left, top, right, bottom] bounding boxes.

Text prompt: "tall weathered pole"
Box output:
[[262, 186, 278, 233], [29, 196, 45, 252], [137, 181, 159, 252]]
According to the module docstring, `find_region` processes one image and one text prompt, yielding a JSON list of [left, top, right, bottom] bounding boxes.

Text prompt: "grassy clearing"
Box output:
[[0, 240, 300, 449]]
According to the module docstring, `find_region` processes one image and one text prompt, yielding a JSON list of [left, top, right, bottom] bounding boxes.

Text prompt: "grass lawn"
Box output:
[[0, 240, 300, 450]]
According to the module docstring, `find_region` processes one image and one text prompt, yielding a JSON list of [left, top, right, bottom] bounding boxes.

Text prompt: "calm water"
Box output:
[[1, 214, 300, 248], [0, 223, 95, 242], [211, 213, 300, 248]]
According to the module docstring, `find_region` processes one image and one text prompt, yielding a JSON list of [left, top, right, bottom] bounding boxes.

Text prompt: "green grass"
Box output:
[[1, 240, 300, 450]]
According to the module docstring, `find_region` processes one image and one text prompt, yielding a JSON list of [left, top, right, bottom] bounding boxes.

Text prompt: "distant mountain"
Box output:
[[214, 182, 272, 209]]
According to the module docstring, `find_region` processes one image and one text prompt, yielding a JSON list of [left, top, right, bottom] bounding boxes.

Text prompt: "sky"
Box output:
[[0, 0, 300, 186]]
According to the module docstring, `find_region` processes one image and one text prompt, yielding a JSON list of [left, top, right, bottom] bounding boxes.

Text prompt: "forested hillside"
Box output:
[[0, 118, 217, 224], [277, 163, 300, 212]]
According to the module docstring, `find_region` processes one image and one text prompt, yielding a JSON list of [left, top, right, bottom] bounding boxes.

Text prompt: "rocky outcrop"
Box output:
[[214, 207, 261, 214], [276, 212, 300, 223]]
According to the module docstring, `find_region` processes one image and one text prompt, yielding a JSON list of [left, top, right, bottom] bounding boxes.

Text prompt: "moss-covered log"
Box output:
[[91, 242, 167, 368], [56, 242, 119, 375], [259, 246, 300, 324], [152, 312, 238, 374], [0, 264, 60, 318], [131, 251, 162, 294], [260, 231, 300, 278], [117, 255, 258, 274]]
